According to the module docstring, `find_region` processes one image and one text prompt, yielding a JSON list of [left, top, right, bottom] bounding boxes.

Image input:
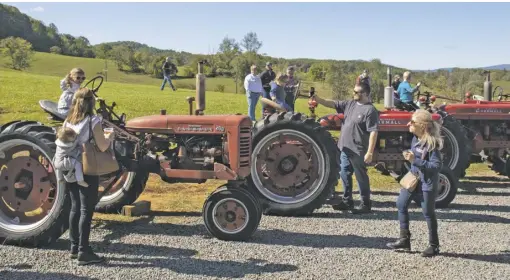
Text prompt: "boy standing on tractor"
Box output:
[[310, 76, 379, 214]]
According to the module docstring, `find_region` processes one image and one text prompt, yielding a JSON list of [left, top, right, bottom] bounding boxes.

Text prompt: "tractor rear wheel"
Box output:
[[440, 115, 469, 179], [0, 120, 147, 214], [0, 132, 69, 247], [412, 166, 458, 208], [247, 112, 339, 216]]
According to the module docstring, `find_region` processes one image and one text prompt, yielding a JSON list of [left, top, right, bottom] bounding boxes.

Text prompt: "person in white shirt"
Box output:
[[244, 65, 264, 121], [58, 68, 86, 116]]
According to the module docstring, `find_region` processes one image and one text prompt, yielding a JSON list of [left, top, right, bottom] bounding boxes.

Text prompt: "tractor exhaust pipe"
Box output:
[[384, 67, 395, 109], [196, 60, 206, 115], [483, 70, 492, 101]]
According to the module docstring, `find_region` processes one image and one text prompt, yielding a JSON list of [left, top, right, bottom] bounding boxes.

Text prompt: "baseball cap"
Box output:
[[266, 62, 272, 66]]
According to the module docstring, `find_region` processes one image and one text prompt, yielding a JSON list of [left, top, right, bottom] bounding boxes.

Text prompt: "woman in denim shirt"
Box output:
[[262, 73, 292, 114], [387, 109, 443, 257]]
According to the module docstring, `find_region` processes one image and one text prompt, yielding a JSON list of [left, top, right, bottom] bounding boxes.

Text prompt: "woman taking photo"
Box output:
[[60, 87, 115, 265], [386, 109, 443, 257]]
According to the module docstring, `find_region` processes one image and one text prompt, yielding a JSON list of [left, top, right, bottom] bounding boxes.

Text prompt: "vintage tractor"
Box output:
[[261, 69, 462, 208], [417, 71, 510, 178], [0, 61, 343, 247]]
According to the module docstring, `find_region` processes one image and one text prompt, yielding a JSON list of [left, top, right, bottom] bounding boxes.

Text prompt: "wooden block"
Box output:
[[121, 200, 151, 217]]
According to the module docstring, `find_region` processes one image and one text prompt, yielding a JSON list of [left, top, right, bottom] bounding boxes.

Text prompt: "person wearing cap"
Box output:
[[284, 66, 300, 111], [259, 62, 276, 95], [161, 57, 177, 91], [244, 64, 264, 121]]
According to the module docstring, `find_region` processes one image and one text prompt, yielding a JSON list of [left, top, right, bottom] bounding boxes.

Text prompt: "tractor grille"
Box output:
[[239, 125, 252, 167]]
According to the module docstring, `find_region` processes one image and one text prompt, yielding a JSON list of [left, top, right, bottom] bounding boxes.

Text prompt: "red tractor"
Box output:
[[0, 61, 340, 247], [262, 68, 464, 208], [414, 71, 510, 178]]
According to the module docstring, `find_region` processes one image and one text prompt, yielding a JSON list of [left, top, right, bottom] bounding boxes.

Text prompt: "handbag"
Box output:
[[399, 149, 427, 191], [82, 116, 119, 176]]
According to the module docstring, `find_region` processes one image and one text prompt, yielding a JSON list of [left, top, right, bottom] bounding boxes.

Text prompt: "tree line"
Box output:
[[1, 3, 509, 100]]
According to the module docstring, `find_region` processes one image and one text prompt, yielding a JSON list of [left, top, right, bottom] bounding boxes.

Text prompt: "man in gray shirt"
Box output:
[[311, 78, 379, 213]]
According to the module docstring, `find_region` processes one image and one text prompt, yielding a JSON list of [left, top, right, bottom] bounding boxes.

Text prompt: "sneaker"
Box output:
[[77, 251, 105, 266], [350, 201, 372, 214], [421, 245, 440, 257], [70, 246, 78, 259], [331, 198, 354, 211]]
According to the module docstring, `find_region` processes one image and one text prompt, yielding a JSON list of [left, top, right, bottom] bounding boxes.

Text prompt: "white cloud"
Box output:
[[30, 7, 44, 12]]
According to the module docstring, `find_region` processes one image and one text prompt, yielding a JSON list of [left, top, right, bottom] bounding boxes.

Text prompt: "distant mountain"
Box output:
[[481, 64, 510, 71], [414, 64, 509, 73]]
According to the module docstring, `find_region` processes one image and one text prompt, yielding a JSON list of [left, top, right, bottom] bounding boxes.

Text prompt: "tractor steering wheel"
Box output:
[[493, 86, 505, 101], [83, 75, 104, 96]]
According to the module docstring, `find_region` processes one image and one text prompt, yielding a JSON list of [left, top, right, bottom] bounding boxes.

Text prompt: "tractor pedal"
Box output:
[[389, 171, 400, 179], [374, 163, 390, 175]]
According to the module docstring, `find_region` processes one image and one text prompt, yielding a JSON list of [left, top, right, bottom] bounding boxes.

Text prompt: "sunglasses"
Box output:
[[76, 76, 86, 81]]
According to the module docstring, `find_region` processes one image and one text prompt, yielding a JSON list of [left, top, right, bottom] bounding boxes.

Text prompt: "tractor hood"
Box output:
[[125, 114, 252, 134]]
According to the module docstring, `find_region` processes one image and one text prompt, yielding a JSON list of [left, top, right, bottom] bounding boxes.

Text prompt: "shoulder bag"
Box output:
[[82, 116, 119, 176], [399, 149, 427, 192]]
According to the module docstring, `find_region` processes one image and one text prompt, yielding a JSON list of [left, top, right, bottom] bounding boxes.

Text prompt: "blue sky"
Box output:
[[5, 2, 510, 70]]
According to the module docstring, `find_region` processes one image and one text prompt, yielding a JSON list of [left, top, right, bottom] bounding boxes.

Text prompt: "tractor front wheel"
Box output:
[[202, 184, 261, 241]]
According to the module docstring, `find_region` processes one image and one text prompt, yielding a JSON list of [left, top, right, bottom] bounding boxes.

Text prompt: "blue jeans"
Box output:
[[246, 90, 261, 121], [396, 185, 439, 246], [339, 151, 371, 203], [161, 74, 175, 90]]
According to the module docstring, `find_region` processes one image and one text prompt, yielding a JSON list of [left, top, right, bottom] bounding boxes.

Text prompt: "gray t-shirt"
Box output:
[[334, 100, 379, 156]]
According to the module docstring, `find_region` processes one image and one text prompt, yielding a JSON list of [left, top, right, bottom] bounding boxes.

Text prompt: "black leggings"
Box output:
[[67, 174, 99, 252]]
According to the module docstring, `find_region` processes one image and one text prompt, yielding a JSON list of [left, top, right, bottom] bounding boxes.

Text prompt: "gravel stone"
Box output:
[[1, 176, 509, 280]]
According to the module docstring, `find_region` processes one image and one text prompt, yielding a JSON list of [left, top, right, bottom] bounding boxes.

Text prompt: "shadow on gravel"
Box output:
[[441, 251, 510, 265], [312, 208, 510, 224], [99, 256, 298, 278], [447, 203, 510, 213], [251, 229, 393, 249], [0, 271, 97, 280], [463, 176, 510, 183], [48, 238, 198, 258]]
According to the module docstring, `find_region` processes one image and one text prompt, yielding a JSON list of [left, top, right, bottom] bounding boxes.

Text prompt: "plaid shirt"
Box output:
[[284, 76, 299, 96]]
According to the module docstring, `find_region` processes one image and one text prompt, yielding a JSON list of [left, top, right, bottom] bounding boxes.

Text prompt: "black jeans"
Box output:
[[396, 184, 439, 246], [67, 174, 100, 252]]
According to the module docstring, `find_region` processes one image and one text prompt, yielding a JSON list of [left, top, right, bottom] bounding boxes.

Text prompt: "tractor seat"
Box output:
[[39, 100, 66, 121]]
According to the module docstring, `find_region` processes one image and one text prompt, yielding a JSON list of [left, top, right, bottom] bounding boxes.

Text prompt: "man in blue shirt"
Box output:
[[397, 71, 421, 106]]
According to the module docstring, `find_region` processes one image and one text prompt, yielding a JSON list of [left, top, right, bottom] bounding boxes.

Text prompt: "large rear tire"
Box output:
[[0, 132, 69, 247], [440, 114, 469, 179], [0, 120, 147, 214], [247, 112, 339, 216]]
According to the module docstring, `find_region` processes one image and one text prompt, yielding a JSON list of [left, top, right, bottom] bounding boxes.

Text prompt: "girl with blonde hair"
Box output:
[[57, 67, 86, 116], [59, 87, 114, 265], [386, 109, 443, 257], [261, 72, 292, 114]]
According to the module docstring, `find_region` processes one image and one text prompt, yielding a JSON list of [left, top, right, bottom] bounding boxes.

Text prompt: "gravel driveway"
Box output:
[[1, 174, 509, 280]]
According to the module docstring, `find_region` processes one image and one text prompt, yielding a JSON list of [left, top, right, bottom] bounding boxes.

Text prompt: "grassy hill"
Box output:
[[0, 68, 342, 125], [0, 51, 334, 96]]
